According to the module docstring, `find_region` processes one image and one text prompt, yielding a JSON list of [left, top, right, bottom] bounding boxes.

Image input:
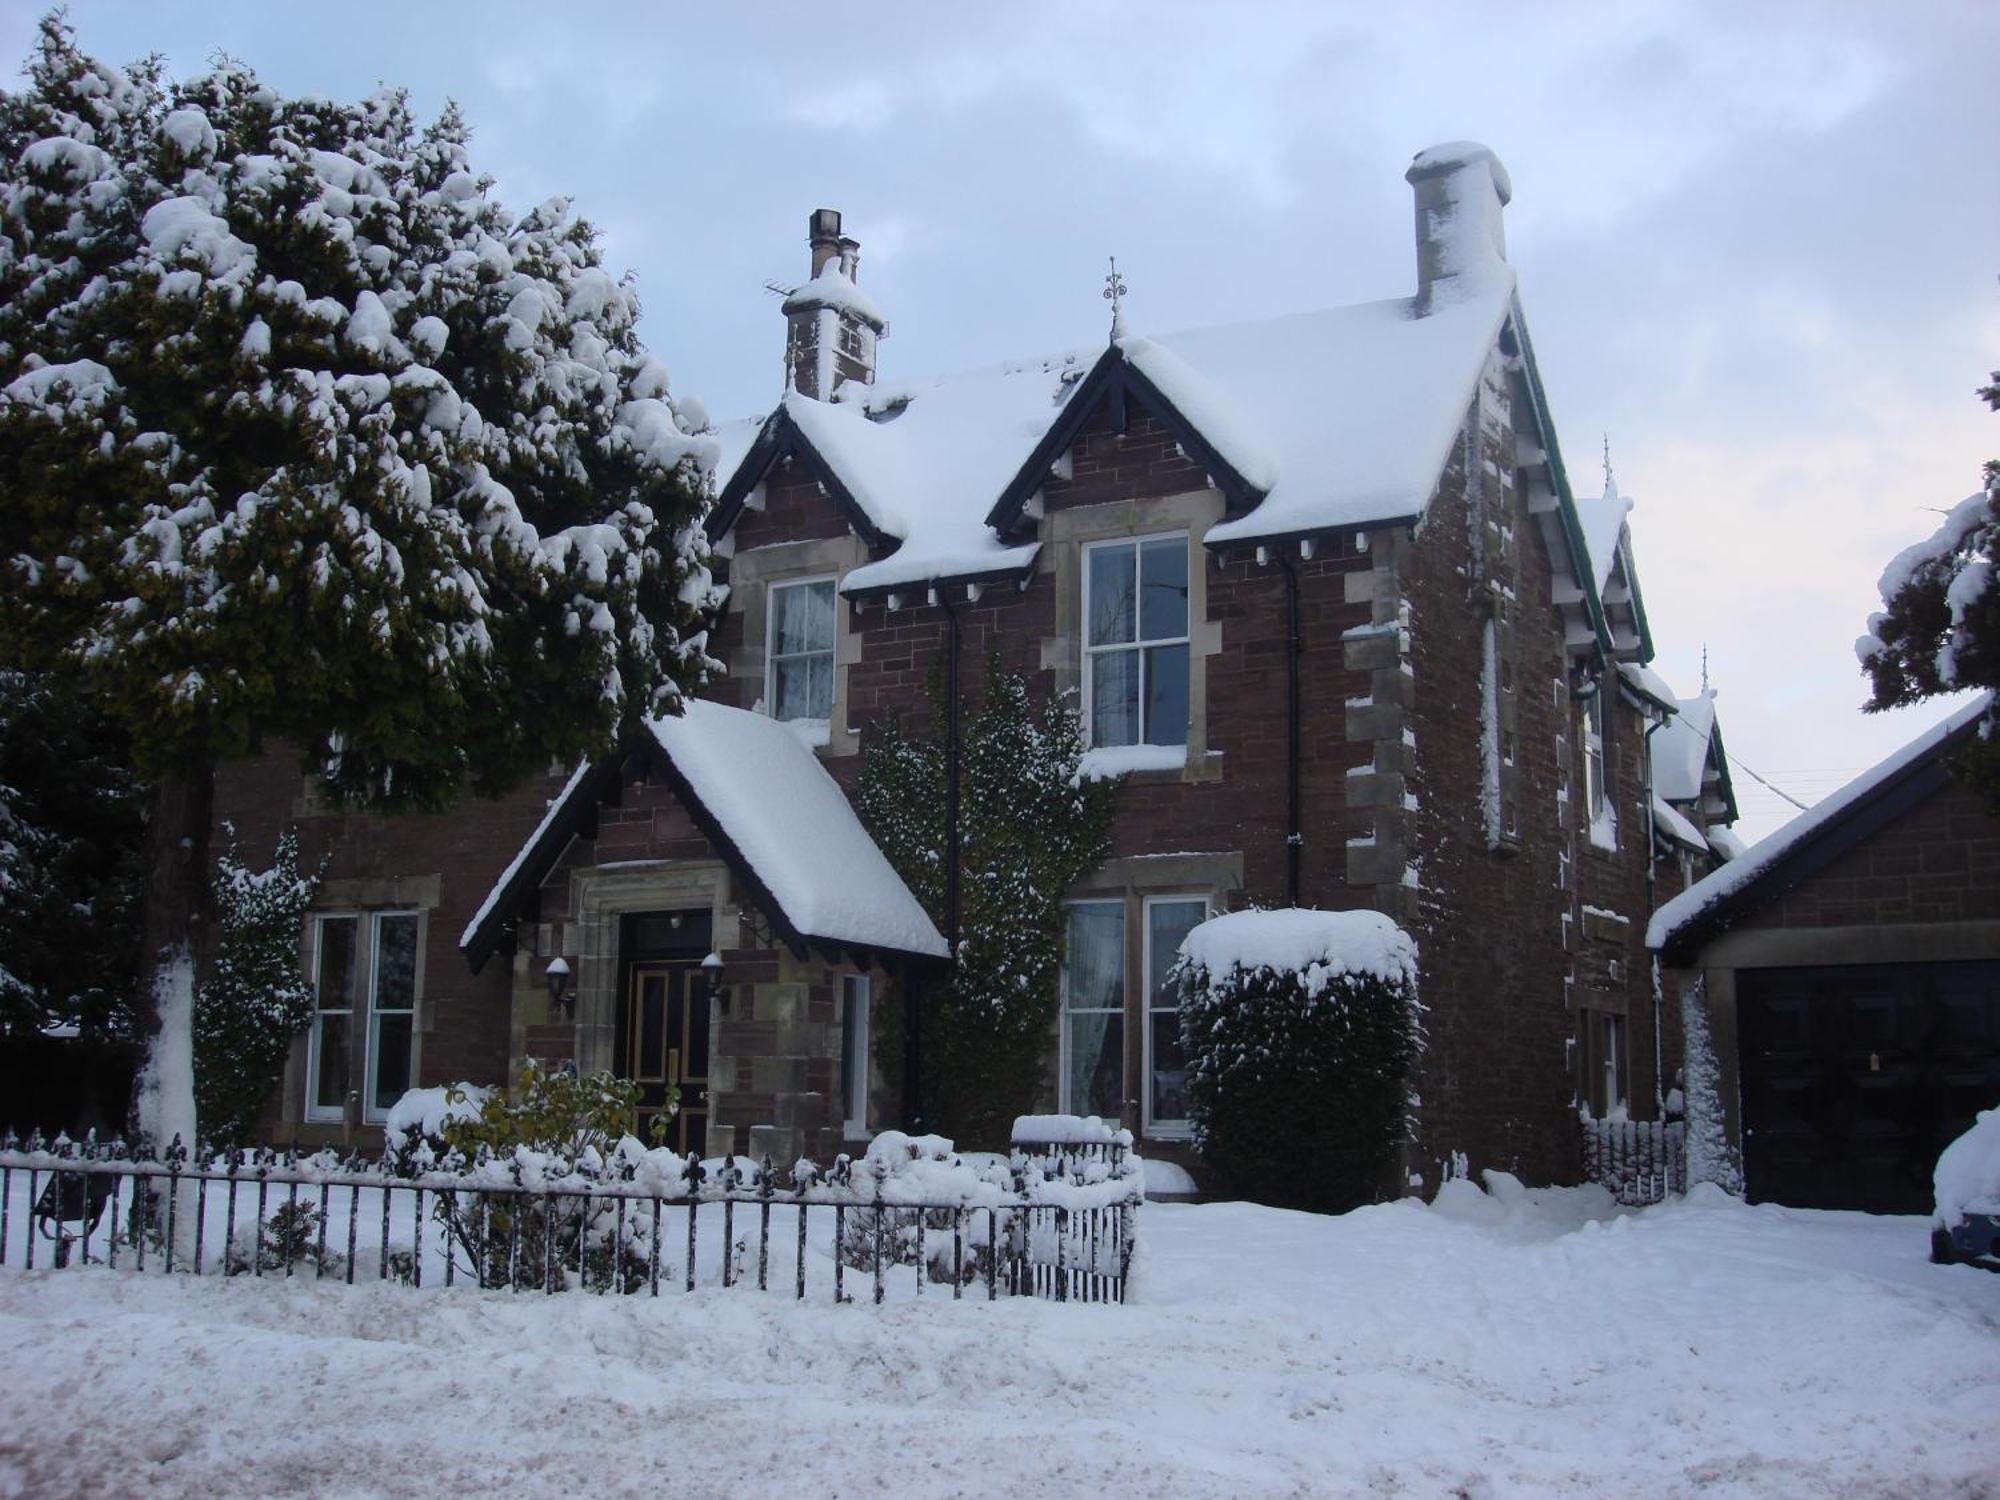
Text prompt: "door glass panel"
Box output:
[[1149, 1010, 1189, 1123], [638, 975, 667, 1083], [684, 978, 710, 1082]]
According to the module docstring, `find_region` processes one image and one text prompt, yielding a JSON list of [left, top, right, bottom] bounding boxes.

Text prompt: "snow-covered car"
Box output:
[[1931, 1109, 2000, 1270]]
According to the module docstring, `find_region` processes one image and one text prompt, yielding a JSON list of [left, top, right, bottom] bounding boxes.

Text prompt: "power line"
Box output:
[[1726, 752, 1810, 812]]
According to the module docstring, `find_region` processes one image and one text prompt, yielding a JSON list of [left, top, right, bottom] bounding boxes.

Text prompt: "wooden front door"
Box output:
[[624, 962, 710, 1154]]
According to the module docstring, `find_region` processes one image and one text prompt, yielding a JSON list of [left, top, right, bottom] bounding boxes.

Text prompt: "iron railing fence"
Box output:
[[0, 1132, 1140, 1305], [1580, 1116, 1686, 1206]]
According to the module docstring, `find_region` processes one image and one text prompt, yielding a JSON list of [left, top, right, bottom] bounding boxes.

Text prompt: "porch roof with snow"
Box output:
[[460, 700, 949, 973], [1647, 695, 1991, 965]]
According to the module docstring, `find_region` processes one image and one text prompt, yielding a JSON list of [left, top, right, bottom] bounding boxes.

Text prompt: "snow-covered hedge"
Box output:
[[1177, 909, 1421, 1214]]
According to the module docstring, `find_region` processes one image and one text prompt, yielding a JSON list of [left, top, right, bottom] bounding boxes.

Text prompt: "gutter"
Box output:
[[1278, 554, 1304, 906], [1643, 712, 1671, 1114]]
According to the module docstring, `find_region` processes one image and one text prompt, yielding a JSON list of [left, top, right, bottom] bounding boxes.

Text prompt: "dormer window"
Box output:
[[767, 577, 836, 726], [1084, 534, 1189, 748]]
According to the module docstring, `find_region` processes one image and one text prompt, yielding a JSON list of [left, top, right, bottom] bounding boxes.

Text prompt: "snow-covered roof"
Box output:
[[1648, 693, 1991, 959], [1573, 477, 1632, 599], [461, 701, 947, 970], [713, 276, 1517, 587], [645, 700, 947, 960], [1651, 794, 1708, 854], [782, 373, 1052, 593], [1168, 279, 1518, 547], [1617, 660, 1677, 712], [1654, 692, 1718, 804]]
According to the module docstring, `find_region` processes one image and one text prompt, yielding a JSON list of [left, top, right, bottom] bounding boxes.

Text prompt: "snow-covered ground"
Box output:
[[0, 1178, 1995, 1498]]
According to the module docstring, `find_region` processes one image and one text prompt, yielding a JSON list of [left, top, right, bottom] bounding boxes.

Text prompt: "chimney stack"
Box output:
[[784, 208, 888, 399], [1405, 142, 1512, 313]]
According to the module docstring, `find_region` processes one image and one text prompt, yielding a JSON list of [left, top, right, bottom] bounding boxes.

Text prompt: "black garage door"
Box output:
[[1738, 961, 2000, 1213]]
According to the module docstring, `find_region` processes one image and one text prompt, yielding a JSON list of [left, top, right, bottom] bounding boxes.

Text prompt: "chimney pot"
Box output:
[[809, 208, 843, 276]]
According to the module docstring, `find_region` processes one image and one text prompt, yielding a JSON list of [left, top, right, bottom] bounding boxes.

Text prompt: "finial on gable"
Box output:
[[1103, 256, 1128, 342], [1603, 433, 1616, 500]]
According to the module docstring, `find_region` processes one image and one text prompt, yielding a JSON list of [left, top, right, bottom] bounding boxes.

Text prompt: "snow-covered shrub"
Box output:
[[193, 829, 321, 1144], [226, 1200, 343, 1278], [387, 1063, 664, 1292], [1177, 909, 1421, 1214], [859, 661, 1115, 1146], [834, 1132, 992, 1287]]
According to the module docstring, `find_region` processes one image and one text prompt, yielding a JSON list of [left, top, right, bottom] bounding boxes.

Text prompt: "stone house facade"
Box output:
[[216, 142, 1737, 1190]]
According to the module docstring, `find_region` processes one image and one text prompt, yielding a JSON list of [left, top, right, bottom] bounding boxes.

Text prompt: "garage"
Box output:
[[1738, 961, 2000, 1213], [1650, 696, 2000, 1215]]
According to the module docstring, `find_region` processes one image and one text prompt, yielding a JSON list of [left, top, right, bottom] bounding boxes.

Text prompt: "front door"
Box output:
[[623, 963, 710, 1153]]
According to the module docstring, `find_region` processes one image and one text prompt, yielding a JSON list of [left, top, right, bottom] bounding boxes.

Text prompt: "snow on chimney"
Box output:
[[1405, 142, 1512, 313], [783, 208, 888, 399]]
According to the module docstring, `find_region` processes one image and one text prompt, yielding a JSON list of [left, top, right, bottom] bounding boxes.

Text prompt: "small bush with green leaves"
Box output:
[[1178, 909, 1422, 1214]]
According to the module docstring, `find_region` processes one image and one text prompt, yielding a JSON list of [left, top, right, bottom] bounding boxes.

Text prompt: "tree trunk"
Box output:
[[131, 751, 216, 1154]]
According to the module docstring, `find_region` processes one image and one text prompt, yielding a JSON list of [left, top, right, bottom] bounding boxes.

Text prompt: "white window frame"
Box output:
[[841, 972, 871, 1139], [765, 574, 838, 731], [1081, 532, 1191, 751], [1141, 894, 1210, 1140], [1059, 899, 1127, 1121], [305, 908, 424, 1126]]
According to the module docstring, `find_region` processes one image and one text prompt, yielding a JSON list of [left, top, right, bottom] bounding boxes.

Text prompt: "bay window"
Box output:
[[1084, 535, 1189, 748], [306, 910, 422, 1125], [1061, 902, 1126, 1121], [1143, 897, 1208, 1136]]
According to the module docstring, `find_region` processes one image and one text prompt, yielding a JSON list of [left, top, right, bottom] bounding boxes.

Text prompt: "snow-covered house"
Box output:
[[1650, 696, 2000, 1213], [216, 143, 1735, 1188]]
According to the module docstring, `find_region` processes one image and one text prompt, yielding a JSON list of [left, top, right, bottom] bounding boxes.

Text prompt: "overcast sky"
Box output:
[[10, 1, 1996, 840]]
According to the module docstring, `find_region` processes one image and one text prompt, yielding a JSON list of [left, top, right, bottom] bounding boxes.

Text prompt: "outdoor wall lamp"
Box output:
[[701, 951, 730, 1015], [544, 955, 574, 1022]]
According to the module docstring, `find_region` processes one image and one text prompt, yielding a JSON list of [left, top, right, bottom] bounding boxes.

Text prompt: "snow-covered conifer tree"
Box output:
[[0, 18, 721, 1155], [1858, 371, 2000, 801]]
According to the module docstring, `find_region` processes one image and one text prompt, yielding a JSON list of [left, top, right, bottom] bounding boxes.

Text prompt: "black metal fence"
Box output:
[[0, 1131, 1141, 1306], [1580, 1117, 1686, 1206]]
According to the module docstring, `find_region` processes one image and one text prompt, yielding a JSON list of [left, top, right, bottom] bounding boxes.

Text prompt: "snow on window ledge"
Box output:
[[1587, 806, 1618, 852], [1078, 743, 1185, 781], [779, 717, 831, 749]]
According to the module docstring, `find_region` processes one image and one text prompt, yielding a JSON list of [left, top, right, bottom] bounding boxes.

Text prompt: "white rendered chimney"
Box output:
[[1405, 142, 1513, 313]]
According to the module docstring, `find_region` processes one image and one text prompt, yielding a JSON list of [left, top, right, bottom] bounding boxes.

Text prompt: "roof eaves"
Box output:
[[984, 345, 1267, 539], [460, 758, 623, 974], [706, 404, 895, 553], [1508, 298, 1614, 663]]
